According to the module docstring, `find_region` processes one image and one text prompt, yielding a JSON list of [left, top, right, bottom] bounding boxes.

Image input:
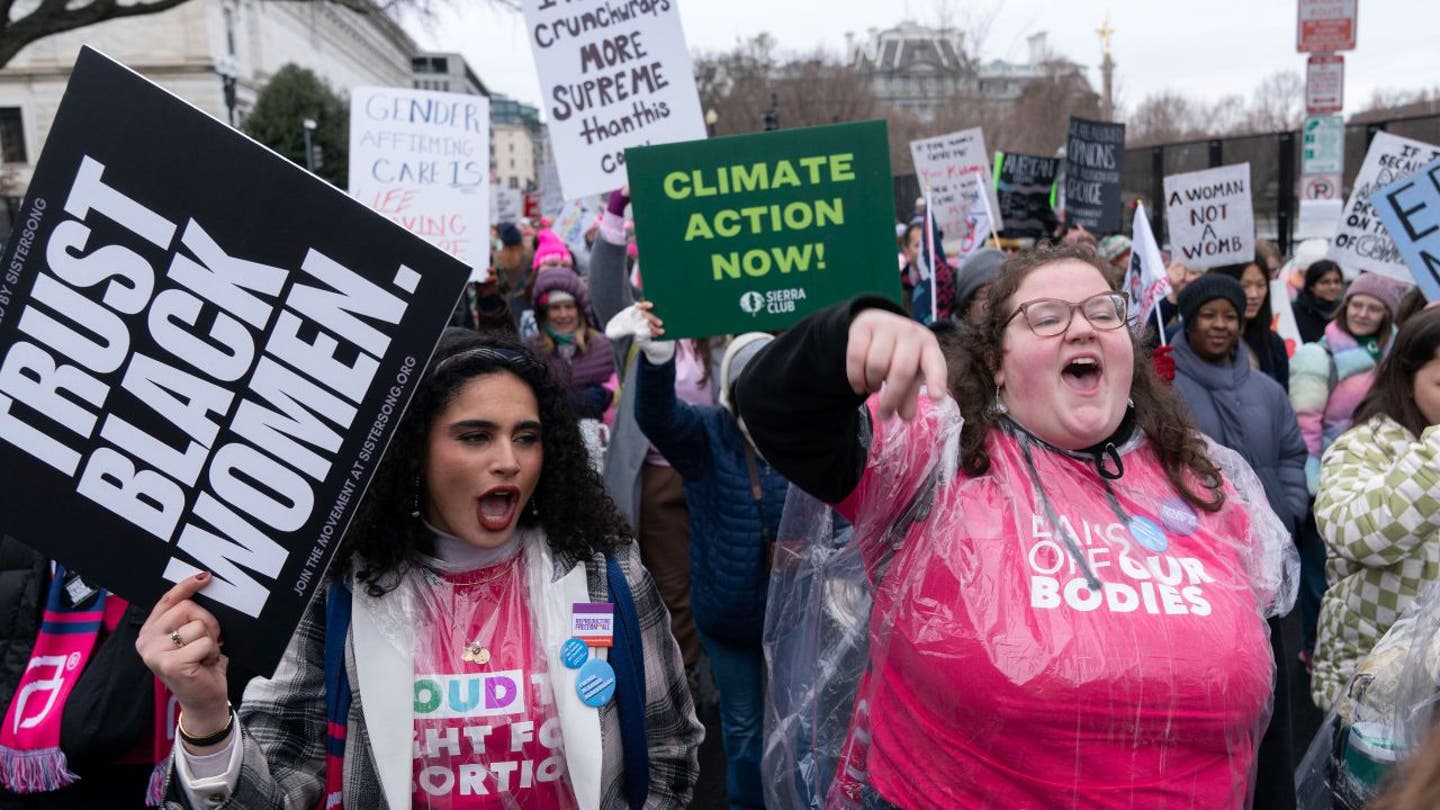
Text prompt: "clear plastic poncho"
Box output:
[[763, 396, 1299, 809]]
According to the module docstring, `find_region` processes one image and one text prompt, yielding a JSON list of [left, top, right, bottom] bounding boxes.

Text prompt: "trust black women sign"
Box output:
[[0, 49, 470, 674]]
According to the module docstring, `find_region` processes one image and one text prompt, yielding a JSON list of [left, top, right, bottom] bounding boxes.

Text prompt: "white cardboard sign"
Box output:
[[909, 128, 1003, 261], [1329, 131, 1440, 281], [349, 87, 490, 280], [523, 0, 707, 200], [1162, 163, 1254, 269]]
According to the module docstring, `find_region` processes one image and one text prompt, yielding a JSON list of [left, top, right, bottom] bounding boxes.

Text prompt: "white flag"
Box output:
[[1122, 202, 1172, 338]]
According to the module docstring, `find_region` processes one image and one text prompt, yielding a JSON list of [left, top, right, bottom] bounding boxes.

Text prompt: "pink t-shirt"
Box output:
[[411, 559, 578, 809], [832, 402, 1274, 808]]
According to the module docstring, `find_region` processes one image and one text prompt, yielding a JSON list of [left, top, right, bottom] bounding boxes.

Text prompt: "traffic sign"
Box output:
[[1297, 0, 1357, 52], [1306, 54, 1344, 115], [1301, 115, 1345, 175], [1301, 173, 1342, 201]]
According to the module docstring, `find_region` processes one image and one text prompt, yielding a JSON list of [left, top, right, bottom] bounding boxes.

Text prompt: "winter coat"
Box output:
[[1171, 338, 1309, 533], [1310, 415, 1440, 711], [634, 355, 788, 648], [162, 537, 702, 810], [1289, 320, 1391, 493], [1291, 289, 1339, 345]]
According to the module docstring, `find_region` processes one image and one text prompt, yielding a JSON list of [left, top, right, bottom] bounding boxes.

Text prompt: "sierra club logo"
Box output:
[[739, 291, 764, 316]]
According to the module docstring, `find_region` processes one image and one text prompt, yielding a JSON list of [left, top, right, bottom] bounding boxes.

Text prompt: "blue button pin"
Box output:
[[576, 658, 616, 707], [1129, 516, 1169, 553], [560, 637, 589, 670]]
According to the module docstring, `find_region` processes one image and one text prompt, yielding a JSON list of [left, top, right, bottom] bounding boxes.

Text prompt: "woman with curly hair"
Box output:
[[735, 245, 1298, 807], [136, 329, 702, 809]]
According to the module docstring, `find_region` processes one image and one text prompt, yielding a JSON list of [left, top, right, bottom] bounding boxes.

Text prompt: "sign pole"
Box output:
[[924, 186, 938, 322]]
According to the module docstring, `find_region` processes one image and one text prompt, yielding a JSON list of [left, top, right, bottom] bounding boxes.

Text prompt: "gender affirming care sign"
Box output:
[[1064, 117, 1126, 233], [349, 87, 490, 280], [1329, 131, 1440, 281], [1372, 155, 1440, 303], [524, 0, 707, 200], [0, 49, 470, 675], [1163, 163, 1254, 269], [626, 121, 899, 338]]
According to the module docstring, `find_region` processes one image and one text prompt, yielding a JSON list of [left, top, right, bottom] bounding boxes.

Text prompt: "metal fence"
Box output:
[[891, 112, 1440, 257]]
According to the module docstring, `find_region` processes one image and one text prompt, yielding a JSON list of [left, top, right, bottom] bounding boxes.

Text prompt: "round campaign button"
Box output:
[[576, 658, 617, 708], [1129, 516, 1169, 553], [560, 637, 590, 670], [1158, 496, 1199, 536]]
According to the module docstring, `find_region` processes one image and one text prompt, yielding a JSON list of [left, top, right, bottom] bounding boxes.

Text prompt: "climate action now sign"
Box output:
[[626, 120, 898, 338]]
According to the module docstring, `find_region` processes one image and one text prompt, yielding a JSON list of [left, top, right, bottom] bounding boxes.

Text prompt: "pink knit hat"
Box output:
[[531, 229, 572, 270], [1344, 273, 1408, 318]]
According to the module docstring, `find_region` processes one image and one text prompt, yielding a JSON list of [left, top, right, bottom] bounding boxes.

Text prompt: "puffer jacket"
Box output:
[[634, 354, 788, 647], [1171, 338, 1309, 533], [1288, 320, 1390, 493], [1310, 415, 1440, 711]]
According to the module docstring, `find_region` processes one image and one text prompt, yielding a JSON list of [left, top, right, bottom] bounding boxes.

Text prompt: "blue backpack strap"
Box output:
[[320, 579, 353, 809], [605, 554, 650, 809]]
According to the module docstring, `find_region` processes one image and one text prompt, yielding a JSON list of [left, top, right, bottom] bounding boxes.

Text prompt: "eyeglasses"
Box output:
[[1003, 292, 1128, 337]]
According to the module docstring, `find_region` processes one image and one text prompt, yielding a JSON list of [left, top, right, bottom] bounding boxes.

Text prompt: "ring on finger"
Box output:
[[169, 629, 185, 648]]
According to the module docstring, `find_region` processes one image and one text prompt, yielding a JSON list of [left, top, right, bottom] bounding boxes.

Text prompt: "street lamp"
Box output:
[[302, 118, 317, 173], [705, 108, 718, 137], [214, 54, 238, 127], [763, 92, 779, 131]]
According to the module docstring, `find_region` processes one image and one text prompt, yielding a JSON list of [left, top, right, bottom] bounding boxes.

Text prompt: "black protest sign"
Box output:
[[0, 49, 470, 675], [1064, 117, 1126, 232], [995, 151, 1059, 237]]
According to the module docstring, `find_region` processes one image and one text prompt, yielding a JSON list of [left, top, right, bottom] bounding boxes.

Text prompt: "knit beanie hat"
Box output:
[[718, 332, 773, 416], [1177, 272, 1246, 327], [499, 222, 523, 247], [531, 229, 572, 270], [954, 248, 1005, 312], [531, 266, 587, 312], [1098, 234, 1132, 263], [1344, 272, 1406, 318]]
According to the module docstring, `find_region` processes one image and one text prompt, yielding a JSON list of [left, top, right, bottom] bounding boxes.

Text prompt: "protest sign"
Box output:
[[538, 162, 564, 219], [909, 128, 1003, 259], [524, 0, 706, 200], [1121, 202, 1171, 339], [349, 86, 489, 281], [626, 121, 898, 338], [0, 49, 470, 675], [1372, 155, 1440, 303], [1163, 163, 1254, 269], [1064, 117, 1126, 232], [493, 185, 523, 223], [994, 151, 1059, 238], [1329, 131, 1440, 281], [553, 198, 596, 251], [1270, 279, 1302, 357]]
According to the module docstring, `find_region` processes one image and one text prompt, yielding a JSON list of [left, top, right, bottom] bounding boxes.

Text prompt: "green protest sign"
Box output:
[[625, 120, 899, 338]]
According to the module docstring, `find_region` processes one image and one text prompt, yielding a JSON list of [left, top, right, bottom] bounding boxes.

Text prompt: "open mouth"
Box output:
[[1061, 357, 1102, 393], [476, 486, 521, 532]]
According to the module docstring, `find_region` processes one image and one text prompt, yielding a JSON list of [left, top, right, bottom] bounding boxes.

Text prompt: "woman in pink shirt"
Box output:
[[736, 245, 1297, 808]]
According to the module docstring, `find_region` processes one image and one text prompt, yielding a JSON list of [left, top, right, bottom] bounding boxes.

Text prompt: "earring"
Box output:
[[528, 498, 540, 519], [990, 386, 1009, 417], [410, 475, 421, 519], [1127, 397, 1135, 409]]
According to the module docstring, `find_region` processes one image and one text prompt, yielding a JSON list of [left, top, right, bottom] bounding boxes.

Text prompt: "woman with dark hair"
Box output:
[[137, 330, 702, 809], [1214, 254, 1290, 385], [1292, 259, 1345, 344], [1310, 308, 1440, 711], [735, 244, 1297, 807]]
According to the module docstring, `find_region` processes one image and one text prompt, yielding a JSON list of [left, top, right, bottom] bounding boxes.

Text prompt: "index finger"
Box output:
[[147, 572, 212, 623], [921, 340, 948, 401]]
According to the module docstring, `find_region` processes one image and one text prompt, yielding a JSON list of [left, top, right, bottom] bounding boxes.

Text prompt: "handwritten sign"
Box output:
[[1064, 117, 1126, 232], [524, 0, 706, 199], [1329, 131, 1440, 281], [1163, 163, 1254, 269], [909, 128, 1002, 260], [994, 151, 1059, 238], [349, 87, 489, 280]]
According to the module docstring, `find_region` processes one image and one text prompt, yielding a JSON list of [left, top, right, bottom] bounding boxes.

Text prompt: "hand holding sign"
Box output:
[[137, 572, 231, 746]]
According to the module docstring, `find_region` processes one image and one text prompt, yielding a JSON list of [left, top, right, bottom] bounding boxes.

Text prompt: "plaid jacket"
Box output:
[[163, 538, 702, 809], [1311, 416, 1440, 711]]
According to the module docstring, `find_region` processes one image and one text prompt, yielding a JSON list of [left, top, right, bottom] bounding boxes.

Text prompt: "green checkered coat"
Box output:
[[1311, 415, 1440, 711]]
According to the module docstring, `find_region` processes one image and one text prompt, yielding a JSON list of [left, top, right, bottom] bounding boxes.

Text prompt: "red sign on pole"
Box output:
[[1297, 0, 1357, 53], [1306, 54, 1344, 115]]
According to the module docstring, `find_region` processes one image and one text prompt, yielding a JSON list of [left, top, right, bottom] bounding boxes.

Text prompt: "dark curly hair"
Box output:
[[334, 328, 630, 596], [947, 244, 1226, 512]]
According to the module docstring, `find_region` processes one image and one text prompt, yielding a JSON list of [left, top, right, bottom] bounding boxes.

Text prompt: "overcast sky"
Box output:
[[406, 0, 1437, 122]]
